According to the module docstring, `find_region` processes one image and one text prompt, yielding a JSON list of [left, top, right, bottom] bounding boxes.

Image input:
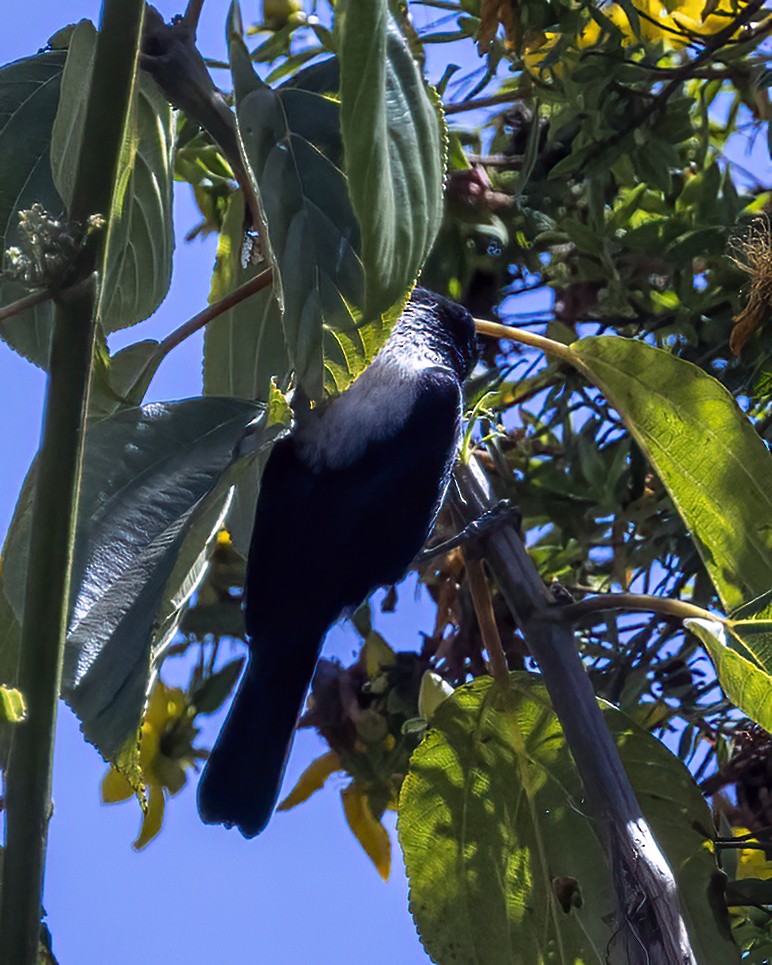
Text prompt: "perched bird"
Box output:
[[197, 288, 478, 836]]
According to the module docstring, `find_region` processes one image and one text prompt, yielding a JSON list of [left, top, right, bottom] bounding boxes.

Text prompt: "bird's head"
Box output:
[[400, 288, 479, 381]]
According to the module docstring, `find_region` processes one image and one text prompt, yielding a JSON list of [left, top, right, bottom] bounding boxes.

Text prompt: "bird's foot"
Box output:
[[417, 500, 521, 564]]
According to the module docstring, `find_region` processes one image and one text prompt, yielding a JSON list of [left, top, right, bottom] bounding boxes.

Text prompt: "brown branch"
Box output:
[[463, 554, 510, 685], [444, 90, 522, 116], [452, 456, 696, 964], [0, 289, 52, 327], [158, 266, 273, 356]]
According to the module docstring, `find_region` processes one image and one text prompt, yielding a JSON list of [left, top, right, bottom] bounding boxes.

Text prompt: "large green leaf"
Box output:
[[229, 27, 366, 398], [0, 51, 65, 365], [399, 674, 737, 965], [338, 0, 445, 317], [2, 399, 272, 761], [571, 337, 772, 613], [50, 20, 175, 333]]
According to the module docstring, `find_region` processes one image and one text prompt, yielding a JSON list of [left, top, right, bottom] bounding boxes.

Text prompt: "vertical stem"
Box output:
[[463, 555, 509, 685], [0, 3, 145, 962]]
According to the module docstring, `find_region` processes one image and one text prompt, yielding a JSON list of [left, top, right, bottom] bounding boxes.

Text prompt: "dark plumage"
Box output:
[[197, 288, 478, 836]]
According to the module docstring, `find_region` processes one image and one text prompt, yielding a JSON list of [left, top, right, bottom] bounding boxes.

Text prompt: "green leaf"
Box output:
[[2, 399, 266, 761], [338, 2, 445, 318], [0, 576, 20, 690], [571, 337, 772, 612], [686, 619, 772, 732], [229, 32, 365, 398], [192, 657, 245, 715], [0, 51, 65, 366], [50, 20, 175, 332], [399, 673, 737, 965], [89, 339, 164, 418], [203, 190, 290, 402]]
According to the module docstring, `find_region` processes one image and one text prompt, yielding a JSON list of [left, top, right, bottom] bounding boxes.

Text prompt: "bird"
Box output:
[[196, 288, 478, 837]]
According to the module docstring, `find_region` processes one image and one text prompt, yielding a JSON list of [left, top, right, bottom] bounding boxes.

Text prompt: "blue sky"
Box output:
[[1, 4, 437, 962]]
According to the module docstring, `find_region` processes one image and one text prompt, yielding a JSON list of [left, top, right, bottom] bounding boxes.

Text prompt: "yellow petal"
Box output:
[[133, 785, 165, 850], [101, 767, 134, 804], [734, 827, 772, 881], [278, 751, 343, 811], [341, 785, 391, 881]]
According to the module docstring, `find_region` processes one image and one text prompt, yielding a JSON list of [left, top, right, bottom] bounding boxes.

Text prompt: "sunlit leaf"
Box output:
[[0, 686, 25, 723], [399, 673, 737, 965], [571, 337, 772, 612], [685, 619, 772, 732]]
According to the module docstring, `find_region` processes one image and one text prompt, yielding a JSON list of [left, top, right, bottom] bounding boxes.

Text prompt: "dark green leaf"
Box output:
[[338, 1, 445, 317], [0, 51, 65, 365], [3, 398, 265, 760], [50, 21, 175, 332], [192, 657, 246, 714], [230, 33, 365, 398], [203, 190, 290, 403]]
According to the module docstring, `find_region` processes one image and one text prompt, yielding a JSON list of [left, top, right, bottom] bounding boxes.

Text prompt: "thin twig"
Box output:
[[444, 90, 522, 116], [551, 592, 719, 625], [463, 554, 510, 685], [467, 153, 523, 168], [157, 266, 273, 356], [0, 288, 52, 327]]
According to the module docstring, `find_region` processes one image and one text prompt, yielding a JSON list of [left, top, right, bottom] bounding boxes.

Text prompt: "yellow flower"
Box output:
[[733, 826, 772, 881], [101, 681, 204, 850], [524, 0, 760, 74]]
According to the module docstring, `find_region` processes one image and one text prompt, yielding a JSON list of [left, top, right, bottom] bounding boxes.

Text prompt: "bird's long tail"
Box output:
[[197, 633, 322, 837]]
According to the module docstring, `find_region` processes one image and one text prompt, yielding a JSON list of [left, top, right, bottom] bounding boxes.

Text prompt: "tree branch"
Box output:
[[452, 456, 696, 965], [463, 554, 510, 685], [0, 288, 52, 327], [474, 317, 574, 362], [551, 592, 720, 625], [157, 265, 273, 357], [0, 3, 146, 962], [444, 90, 523, 116]]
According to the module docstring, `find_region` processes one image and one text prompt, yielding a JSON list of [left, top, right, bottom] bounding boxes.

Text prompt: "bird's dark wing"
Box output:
[[246, 366, 462, 633]]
